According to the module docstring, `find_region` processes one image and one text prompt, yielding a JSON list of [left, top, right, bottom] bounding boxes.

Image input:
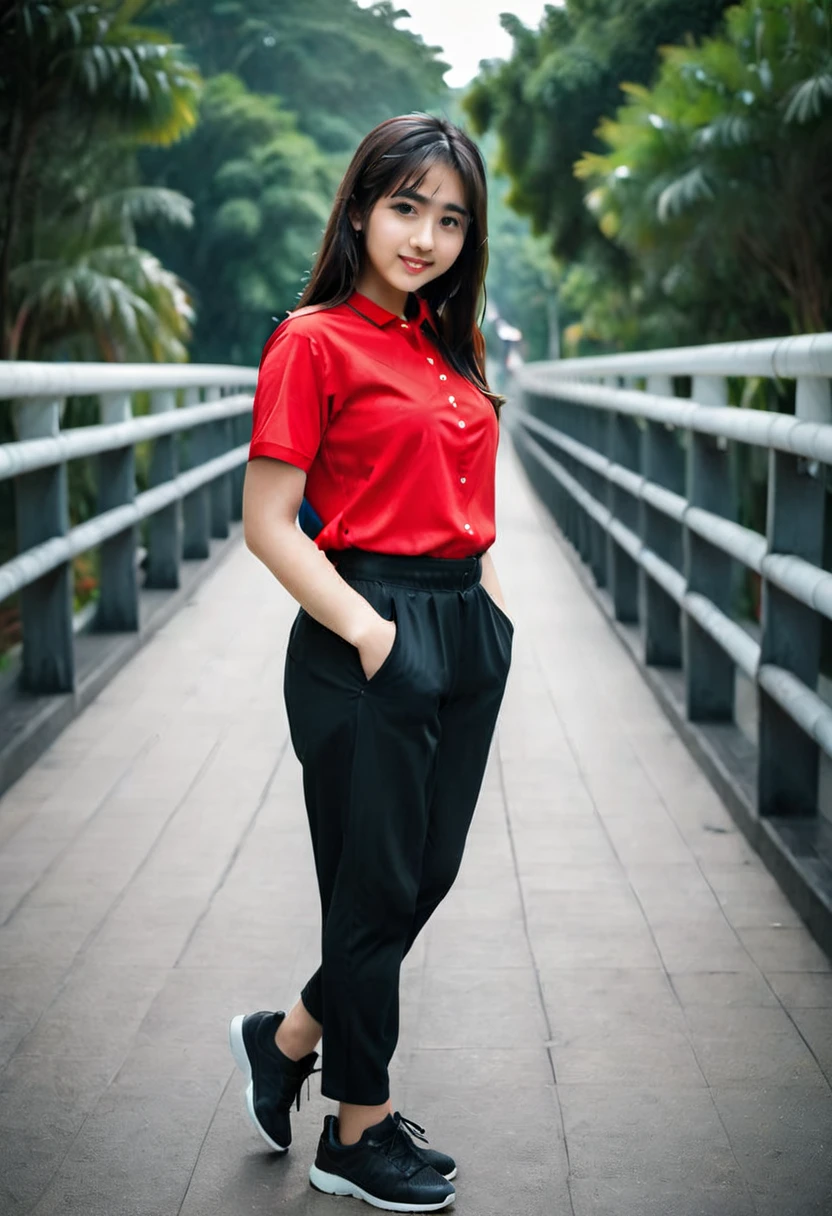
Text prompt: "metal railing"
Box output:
[[512, 334, 832, 834], [0, 362, 257, 695]]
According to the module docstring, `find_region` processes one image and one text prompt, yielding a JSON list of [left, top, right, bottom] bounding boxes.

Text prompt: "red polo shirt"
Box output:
[[248, 290, 499, 558]]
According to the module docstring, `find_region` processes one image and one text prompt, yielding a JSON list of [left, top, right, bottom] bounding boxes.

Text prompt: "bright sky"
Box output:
[[356, 1, 555, 88]]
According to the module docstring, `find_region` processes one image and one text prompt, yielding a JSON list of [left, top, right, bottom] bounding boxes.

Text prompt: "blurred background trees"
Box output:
[[0, 0, 449, 367], [160, 0, 449, 154], [572, 0, 832, 343], [0, 0, 201, 362], [1, 0, 830, 363], [141, 0, 450, 365], [466, 0, 832, 354]]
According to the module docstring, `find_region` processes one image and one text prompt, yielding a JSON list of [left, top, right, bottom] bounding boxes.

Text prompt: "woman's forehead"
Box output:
[[389, 162, 468, 206]]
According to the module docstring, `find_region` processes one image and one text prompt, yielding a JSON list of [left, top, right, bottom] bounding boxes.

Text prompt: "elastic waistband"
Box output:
[[327, 548, 482, 591]]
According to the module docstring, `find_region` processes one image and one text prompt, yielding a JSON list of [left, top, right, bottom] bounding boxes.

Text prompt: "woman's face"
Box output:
[[353, 161, 469, 314]]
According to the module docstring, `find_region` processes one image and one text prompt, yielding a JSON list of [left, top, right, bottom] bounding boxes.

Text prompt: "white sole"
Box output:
[[228, 1015, 289, 1154], [309, 1164, 455, 1211]]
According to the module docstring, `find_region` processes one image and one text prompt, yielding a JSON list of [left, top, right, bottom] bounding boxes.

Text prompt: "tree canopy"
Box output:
[[0, 0, 201, 359], [159, 0, 450, 153], [142, 73, 333, 364], [465, 1, 732, 266], [139, 0, 452, 363], [576, 0, 832, 336], [0, 0, 453, 364], [466, 0, 832, 349]]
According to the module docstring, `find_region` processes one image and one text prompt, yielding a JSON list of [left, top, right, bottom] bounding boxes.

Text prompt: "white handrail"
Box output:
[[0, 361, 258, 399], [517, 332, 832, 380]]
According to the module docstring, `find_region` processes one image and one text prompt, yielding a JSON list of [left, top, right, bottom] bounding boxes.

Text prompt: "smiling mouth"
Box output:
[[399, 256, 433, 271]]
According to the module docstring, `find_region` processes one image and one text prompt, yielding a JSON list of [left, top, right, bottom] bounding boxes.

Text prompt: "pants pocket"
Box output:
[[286, 583, 404, 690], [363, 593, 402, 687]]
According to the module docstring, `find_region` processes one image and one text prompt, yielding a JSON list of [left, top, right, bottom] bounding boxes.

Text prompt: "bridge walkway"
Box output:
[[0, 441, 830, 1216]]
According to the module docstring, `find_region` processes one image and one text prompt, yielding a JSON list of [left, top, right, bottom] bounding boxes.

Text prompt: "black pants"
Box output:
[[283, 549, 513, 1104]]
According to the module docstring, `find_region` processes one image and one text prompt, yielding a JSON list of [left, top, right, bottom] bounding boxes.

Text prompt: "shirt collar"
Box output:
[[348, 290, 434, 330]]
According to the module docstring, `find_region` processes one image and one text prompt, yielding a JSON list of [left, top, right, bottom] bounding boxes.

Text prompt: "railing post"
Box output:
[[230, 388, 247, 521], [757, 375, 830, 814], [684, 375, 735, 720], [146, 389, 180, 589], [96, 392, 139, 631], [573, 394, 592, 566], [182, 387, 210, 560], [206, 386, 231, 539], [606, 381, 640, 623], [565, 398, 579, 551], [550, 392, 570, 542], [590, 400, 609, 588], [10, 396, 75, 692], [642, 375, 684, 665], [541, 391, 565, 529]]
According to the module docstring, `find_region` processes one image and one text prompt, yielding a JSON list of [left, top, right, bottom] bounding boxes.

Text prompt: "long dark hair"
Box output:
[[296, 113, 503, 415]]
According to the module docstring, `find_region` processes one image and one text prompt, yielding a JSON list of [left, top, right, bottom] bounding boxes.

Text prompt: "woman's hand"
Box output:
[[356, 616, 397, 681], [480, 549, 511, 624]]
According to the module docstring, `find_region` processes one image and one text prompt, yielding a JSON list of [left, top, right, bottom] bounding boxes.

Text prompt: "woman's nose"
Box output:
[[410, 221, 434, 253]]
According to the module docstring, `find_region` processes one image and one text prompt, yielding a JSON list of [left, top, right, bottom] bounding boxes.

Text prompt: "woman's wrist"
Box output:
[[345, 605, 386, 650], [479, 549, 509, 614]]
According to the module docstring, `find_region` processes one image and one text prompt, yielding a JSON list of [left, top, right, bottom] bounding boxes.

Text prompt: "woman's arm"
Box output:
[[480, 549, 511, 622], [243, 457, 395, 680]]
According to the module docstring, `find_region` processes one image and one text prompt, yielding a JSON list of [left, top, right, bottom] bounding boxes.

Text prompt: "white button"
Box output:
[[427, 357, 434, 364], [452, 403, 458, 408], [448, 395, 455, 403], [400, 323, 408, 329], [439, 374, 447, 381], [460, 477, 467, 484], [458, 420, 465, 428], [464, 524, 472, 532]]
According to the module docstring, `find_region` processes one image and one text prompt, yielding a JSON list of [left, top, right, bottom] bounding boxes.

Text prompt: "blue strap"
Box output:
[[298, 497, 324, 540]]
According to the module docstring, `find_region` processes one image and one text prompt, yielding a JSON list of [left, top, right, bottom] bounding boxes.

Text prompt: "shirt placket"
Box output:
[[416, 334, 474, 543]]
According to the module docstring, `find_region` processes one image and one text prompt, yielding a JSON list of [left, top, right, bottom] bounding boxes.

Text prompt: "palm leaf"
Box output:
[[657, 166, 715, 223], [84, 187, 194, 236], [783, 71, 832, 123], [12, 247, 193, 360], [694, 113, 754, 149]]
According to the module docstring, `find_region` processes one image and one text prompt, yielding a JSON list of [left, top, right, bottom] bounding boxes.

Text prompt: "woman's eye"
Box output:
[[394, 203, 415, 215], [441, 216, 460, 228]]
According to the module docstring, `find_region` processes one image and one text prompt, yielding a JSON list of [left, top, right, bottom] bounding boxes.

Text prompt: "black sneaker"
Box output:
[[229, 1010, 319, 1152], [309, 1112, 455, 1211], [396, 1113, 457, 1182]]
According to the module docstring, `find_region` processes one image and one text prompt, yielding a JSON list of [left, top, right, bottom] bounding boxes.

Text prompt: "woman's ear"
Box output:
[[348, 203, 362, 234]]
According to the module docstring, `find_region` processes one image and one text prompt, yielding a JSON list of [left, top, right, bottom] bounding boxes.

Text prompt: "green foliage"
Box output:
[[8, 140, 194, 359], [2, 0, 201, 145], [464, 0, 732, 266], [141, 73, 334, 364], [577, 0, 832, 337], [133, 0, 453, 363], [466, 0, 831, 352], [160, 0, 449, 152], [0, 0, 201, 358], [484, 172, 560, 363]]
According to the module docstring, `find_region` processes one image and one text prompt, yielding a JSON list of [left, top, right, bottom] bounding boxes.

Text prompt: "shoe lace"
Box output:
[[293, 1058, 321, 1113], [382, 1113, 431, 1175], [396, 1114, 429, 1147]]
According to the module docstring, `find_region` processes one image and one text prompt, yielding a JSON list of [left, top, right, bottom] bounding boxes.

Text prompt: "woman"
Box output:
[[229, 113, 514, 1213]]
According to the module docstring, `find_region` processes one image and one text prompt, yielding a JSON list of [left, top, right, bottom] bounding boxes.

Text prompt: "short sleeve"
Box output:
[[248, 323, 328, 471]]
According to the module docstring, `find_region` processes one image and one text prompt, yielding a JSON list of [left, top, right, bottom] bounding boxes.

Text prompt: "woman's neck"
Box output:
[[353, 269, 408, 319]]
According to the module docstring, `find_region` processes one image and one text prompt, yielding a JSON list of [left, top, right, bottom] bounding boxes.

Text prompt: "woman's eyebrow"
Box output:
[[391, 186, 469, 218]]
